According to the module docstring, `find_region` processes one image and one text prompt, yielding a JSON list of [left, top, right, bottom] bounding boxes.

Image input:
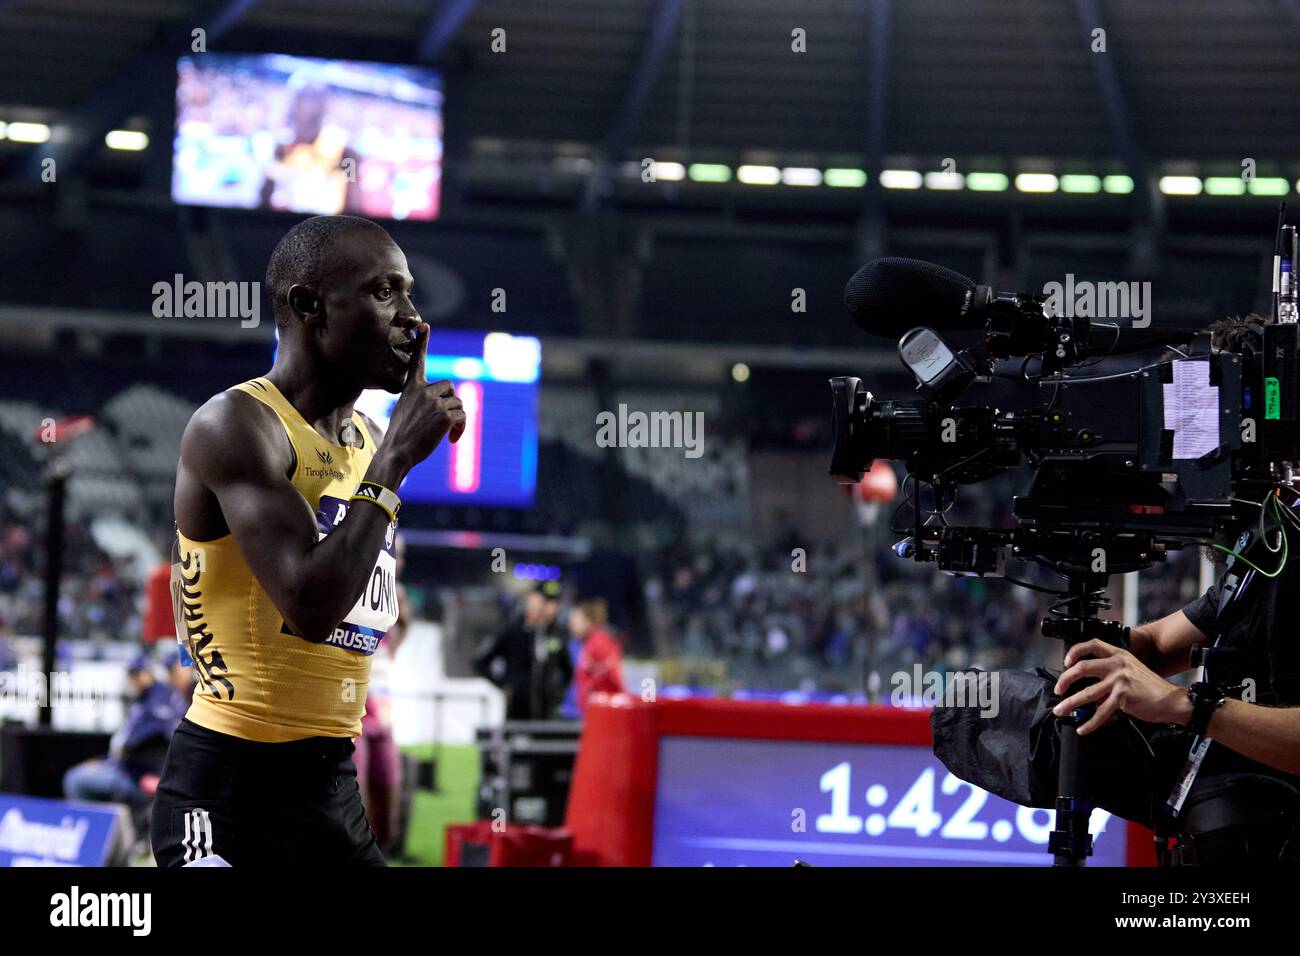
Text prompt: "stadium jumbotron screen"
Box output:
[[353, 330, 540, 508], [172, 53, 442, 220]]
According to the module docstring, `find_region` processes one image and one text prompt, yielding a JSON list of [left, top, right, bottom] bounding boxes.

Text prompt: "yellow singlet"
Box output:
[[171, 377, 400, 742]]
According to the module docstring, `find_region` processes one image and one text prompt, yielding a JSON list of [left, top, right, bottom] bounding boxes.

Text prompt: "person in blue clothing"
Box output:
[[63, 650, 193, 806]]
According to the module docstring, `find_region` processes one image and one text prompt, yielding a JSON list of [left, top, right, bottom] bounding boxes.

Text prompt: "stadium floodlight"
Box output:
[[105, 130, 149, 151], [737, 164, 781, 185], [1204, 177, 1247, 196], [781, 167, 822, 186], [652, 161, 686, 181], [688, 163, 732, 183], [1159, 175, 1202, 195], [823, 168, 867, 188], [1059, 174, 1102, 194], [6, 121, 50, 143], [1247, 177, 1290, 196], [924, 171, 964, 190], [965, 172, 1009, 192], [879, 169, 922, 189], [1014, 173, 1059, 193]]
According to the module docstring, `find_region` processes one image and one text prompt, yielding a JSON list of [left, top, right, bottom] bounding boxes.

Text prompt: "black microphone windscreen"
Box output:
[[844, 257, 977, 338]]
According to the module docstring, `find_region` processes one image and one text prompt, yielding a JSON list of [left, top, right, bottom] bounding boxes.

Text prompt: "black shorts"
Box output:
[[151, 718, 385, 867]]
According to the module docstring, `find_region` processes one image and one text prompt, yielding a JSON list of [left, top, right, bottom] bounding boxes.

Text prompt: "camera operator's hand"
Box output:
[[1051, 639, 1193, 735]]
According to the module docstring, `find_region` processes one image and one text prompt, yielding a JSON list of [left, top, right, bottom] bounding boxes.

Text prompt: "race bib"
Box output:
[[312, 494, 399, 655]]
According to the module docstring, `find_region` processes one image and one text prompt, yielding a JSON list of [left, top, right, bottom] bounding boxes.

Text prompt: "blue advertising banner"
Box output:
[[0, 794, 122, 867]]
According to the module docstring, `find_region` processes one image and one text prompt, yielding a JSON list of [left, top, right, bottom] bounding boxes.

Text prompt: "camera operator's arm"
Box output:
[[1054, 640, 1300, 777], [1192, 699, 1300, 777], [1126, 610, 1205, 677]]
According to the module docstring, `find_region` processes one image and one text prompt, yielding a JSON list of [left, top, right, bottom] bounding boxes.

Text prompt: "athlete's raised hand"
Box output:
[[384, 322, 467, 469]]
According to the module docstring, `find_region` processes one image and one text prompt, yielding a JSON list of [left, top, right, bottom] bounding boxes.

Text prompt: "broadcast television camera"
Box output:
[[828, 221, 1300, 579], [828, 218, 1300, 865]]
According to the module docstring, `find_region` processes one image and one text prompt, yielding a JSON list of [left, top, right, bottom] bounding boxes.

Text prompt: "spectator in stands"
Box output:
[[355, 533, 409, 855], [63, 651, 189, 806], [474, 581, 572, 720], [0, 514, 139, 641], [572, 598, 625, 713]]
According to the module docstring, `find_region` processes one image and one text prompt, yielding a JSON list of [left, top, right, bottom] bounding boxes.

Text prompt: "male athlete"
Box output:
[[151, 215, 464, 866]]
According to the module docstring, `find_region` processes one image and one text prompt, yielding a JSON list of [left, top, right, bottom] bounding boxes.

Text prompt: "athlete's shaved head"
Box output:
[[265, 214, 420, 393], [266, 215, 395, 327]]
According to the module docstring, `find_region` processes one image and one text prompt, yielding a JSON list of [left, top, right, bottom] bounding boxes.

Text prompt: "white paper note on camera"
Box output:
[[1163, 360, 1219, 460]]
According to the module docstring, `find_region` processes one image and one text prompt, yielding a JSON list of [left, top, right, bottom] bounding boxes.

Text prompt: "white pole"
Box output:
[[1199, 551, 1216, 594], [1121, 569, 1139, 624]]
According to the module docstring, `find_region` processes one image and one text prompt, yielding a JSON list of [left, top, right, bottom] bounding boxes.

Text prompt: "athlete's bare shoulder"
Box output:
[[182, 388, 290, 483], [175, 387, 292, 540]]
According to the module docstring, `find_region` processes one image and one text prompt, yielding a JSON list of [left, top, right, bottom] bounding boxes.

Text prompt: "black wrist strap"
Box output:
[[1187, 682, 1226, 738]]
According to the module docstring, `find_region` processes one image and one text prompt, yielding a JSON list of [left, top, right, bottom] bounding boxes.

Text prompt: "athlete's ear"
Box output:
[[285, 283, 323, 325]]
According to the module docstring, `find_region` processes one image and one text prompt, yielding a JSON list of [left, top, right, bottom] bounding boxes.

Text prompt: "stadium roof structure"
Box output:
[[1, 0, 1298, 176], [0, 0, 1294, 346]]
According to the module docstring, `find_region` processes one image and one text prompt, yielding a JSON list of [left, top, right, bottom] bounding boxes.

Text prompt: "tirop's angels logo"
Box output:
[[305, 448, 345, 480]]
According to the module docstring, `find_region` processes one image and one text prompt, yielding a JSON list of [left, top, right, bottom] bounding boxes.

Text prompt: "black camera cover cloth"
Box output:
[[931, 666, 1192, 827]]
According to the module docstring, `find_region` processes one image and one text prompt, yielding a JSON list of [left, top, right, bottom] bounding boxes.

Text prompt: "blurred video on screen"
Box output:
[[172, 53, 442, 220]]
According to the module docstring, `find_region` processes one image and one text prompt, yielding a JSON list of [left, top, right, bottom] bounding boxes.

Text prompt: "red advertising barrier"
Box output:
[[141, 562, 176, 644], [445, 821, 573, 867]]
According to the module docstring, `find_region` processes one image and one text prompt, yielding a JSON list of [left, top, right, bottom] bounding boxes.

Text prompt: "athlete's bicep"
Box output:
[[181, 395, 320, 631]]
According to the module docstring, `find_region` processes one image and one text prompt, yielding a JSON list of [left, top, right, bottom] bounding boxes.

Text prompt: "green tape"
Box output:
[[1266, 377, 1281, 419]]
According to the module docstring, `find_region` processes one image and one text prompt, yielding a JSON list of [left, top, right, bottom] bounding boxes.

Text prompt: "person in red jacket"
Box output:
[[571, 598, 624, 713]]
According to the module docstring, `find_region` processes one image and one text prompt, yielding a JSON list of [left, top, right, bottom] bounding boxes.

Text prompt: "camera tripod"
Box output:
[[1037, 569, 1130, 865], [1025, 526, 1178, 866], [903, 482, 1217, 864]]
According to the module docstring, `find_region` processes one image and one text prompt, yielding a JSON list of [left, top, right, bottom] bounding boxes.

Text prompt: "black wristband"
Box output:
[[1187, 681, 1226, 738]]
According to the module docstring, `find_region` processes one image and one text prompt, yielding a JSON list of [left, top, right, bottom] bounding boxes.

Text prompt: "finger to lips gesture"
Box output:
[[393, 323, 468, 462]]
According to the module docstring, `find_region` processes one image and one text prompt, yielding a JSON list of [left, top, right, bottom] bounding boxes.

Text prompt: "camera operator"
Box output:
[[937, 315, 1300, 865], [1081, 316, 1300, 861], [1048, 506, 1300, 864], [1061, 611, 1300, 781]]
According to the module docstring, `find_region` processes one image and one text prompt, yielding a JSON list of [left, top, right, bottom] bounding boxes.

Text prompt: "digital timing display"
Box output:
[[652, 737, 1126, 867]]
